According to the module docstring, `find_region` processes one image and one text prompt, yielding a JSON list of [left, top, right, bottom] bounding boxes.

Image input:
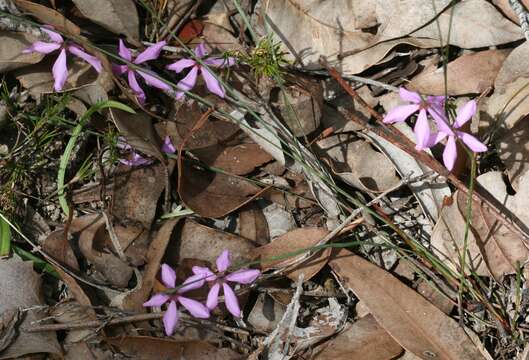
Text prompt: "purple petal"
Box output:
[[119, 152, 152, 166], [112, 64, 128, 75], [136, 70, 171, 91], [116, 137, 132, 150], [203, 57, 235, 68], [176, 66, 198, 92], [143, 293, 170, 307], [167, 59, 196, 73], [454, 100, 477, 129], [414, 109, 431, 150], [383, 104, 419, 124], [399, 87, 421, 104], [178, 274, 206, 293], [457, 131, 487, 153], [427, 95, 446, 106], [41, 27, 63, 43], [206, 283, 220, 309], [127, 70, 146, 104], [222, 283, 241, 317], [67, 45, 102, 73], [225, 269, 261, 284], [174, 91, 185, 100], [118, 39, 132, 61], [427, 106, 453, 136], [134, 40, 166, 64], [161, 136, 176, 154], [443, 136, 458, 171], [163, 300, 179, 336], [425, 131, 447, 148], [194, 43, 208, 58], [23, 41, 61, 54], [177, 296, 210, 318], [192, 266, 217, 281], [161, 264, 176, 288], [52, 49, 68, 91], [216, 250, 231, 272], [201, 68, 225, 98]]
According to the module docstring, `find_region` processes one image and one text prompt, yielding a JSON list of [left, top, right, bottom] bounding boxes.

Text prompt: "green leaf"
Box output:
[[0, 215, 11, 257]]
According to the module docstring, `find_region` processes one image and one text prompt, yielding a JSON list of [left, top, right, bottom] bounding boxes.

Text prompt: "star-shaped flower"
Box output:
[[383, 87, 447, 150], [143, 264, 210, 336], [113, 40, 171, 104], [166, 43, 235, 99], [192, 250, 260, 317], [117, 136, 175, 167], [22, 27, 102, 91]]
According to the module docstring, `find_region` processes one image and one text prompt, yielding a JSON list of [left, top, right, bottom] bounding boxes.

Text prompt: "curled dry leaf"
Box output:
[[42, 230, 80, 271], [492, 0, 529, 23], [329, 249, 488, 360], [484, 77, 529, 132], [494, 42, 529, 88], [317, 133, 400, 193], [14, 0, 81, 35], [239, 203, 270, 245], [313, 314, 403, 360], [0, 256, 61, 359], [248, 293, 287, 332], [72, 0, 140, 43], [0, 309, 22, 354], [252, 227, 331, 281], [0, 31, 44, 73], [408, 49, 510, 96]]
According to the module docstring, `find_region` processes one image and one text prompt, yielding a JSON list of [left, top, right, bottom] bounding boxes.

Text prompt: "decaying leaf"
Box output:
[[0, 31, 44, 73], [408, 49, 509, 95], [329, 249, 488, 360], [248, 293, 287, 332], [253, 227, 330, 281], [72, 0, 140, 43], [42, 230, 80, 271], [497, 118, 529, 189], [14, 0, 81, 35], [0, 256, 61, 359], [484, 77, 529, 131], [0, 309, 22, 354], [239, 203, 270, 245], [492, 0, 529, 23], [494, 42, 529, 89], [313, 315, 403, 360]]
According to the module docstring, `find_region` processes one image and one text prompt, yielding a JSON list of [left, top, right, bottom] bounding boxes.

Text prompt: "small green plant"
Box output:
[[233, 35, 289, 81]]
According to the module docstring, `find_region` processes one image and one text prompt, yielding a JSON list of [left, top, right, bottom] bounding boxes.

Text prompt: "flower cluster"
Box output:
[[117, 135, 176, 167], [384, 88, 487, 171], [143, 250, 260, 336]]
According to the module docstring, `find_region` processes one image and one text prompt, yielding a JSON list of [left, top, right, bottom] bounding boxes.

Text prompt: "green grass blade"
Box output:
[[0, 214, 11, 257]]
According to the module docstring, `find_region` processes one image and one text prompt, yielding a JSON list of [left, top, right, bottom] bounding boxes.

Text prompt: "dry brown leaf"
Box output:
[[179, 160, 265, 218], [42, 230, 80, 271], [317, 133, 400, 193], [495, 42, 529, 89], [72, 0, 140, 43], [108, 336, 243, 359], [484, 77, 529, 131], [0, 309, 22, 354], [0, 256, 61, 359], [408, 49, 510, 95], [248, 293, 287, 332], [253, 227, 330, 281], [313, 315, 403, 360], [14, 0, 81, 35], [239, 204, 270, 245], [497, 119, 529, 189], [329, 249, 487, 360], [179, 220, 256, 266], [376, 0, 522, 48], [492, 0, 529, 23], [0, 31, 44, 73]]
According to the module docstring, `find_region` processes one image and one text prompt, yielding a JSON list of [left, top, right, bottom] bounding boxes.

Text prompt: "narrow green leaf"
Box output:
[[0, 215, 11, 257]]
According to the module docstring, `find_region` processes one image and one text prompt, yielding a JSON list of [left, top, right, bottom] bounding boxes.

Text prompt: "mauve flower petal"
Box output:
[[399, 87, 421, 104], [427, 95, 446, 106], [425, 131, 447, 148], [414, 109, 431, 150], [443, 136, 458, 171], [23, 41, 61, 54], [163, 300, 179, 336], [201, 68, 225, 98], [162, 136, 176, 154], [119, 152, 152, 166], [135, 40, 166, 64], [203, 57, 235, 68], [67, 45, 102, 73], [178, 296, 210, 318], [454, 100, 477, 129], [112, 64, 128, 75], [176, 66, 198, 92], [225, 269, 261, 284], [222, 283, 241, 317], [457, 131, 487, 153], [137, 70, 171, 91], [161, 264, 177, 288], [52, 49, 68, 91], [143, 293, 170, 307], [216, 250, 231, 272], [206, 283, 220, 310], [118, 39, 132, 61], [41, 27, 63, 43], [178, 274, 206, 293], [167, 59, 196, 73], [116, 137, 132, 150], [175, 91, 185, 100], [383, 104, 419, 124], [192, 266, 216, 281], [195, 43, 208, 58], [127, 70, 146, 104], [427, 106, 453, 136]]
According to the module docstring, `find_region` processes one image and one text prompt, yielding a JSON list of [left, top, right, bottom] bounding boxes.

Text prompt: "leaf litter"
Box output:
[[2, 0, 529, 358]]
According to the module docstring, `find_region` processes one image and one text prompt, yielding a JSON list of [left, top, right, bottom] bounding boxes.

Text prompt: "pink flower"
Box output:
[[143, 264, 210, 336], [166, 43, 235, 99], [192, 250, 260, 317], [383, 87, 447, 150], [113, 40, 170, 104], [430, 100, 487, 171], [117, 136, 175, 167], [161, 135, 176, 154], [22, 27, 102, 91]]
